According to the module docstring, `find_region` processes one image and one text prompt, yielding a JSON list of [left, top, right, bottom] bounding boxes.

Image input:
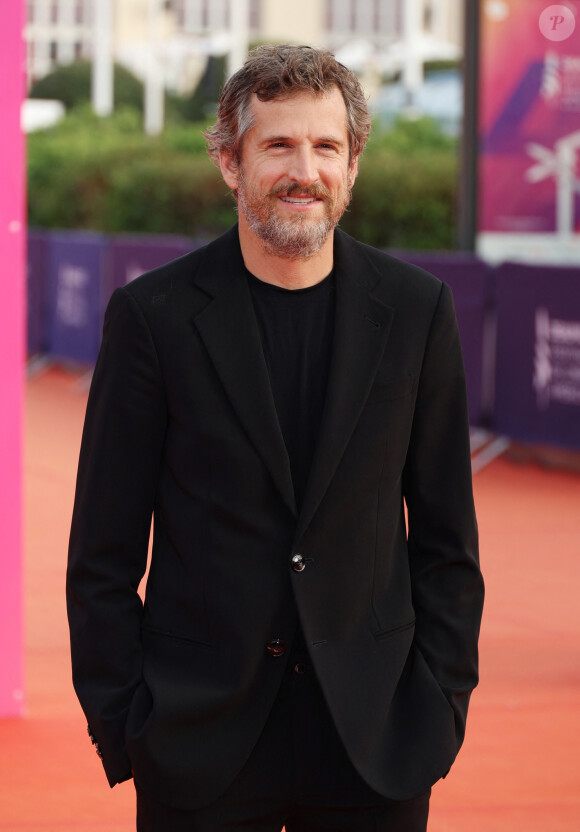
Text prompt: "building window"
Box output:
[[74, 41, 83, 60], [174, 0, 185, 27], [49, 41, 58, 61], [249, 0, 260, 29], [394, 0, 403, 38], [325, 0, 332, 31], [50, 1, 59, 24], [326, 0, 361, 35], [74, 1, 84, 24]]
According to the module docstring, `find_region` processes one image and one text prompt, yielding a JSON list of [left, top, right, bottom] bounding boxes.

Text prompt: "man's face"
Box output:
[[220, 87, 358, 259]]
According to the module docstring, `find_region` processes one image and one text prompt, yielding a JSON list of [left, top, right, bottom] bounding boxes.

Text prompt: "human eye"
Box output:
[[316, 141, 339, 153]]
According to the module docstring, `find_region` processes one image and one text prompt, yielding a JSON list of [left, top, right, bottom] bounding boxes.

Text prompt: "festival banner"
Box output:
[[494, 261, 580, 448], [109, 234, 195, 293], [477, 0, 580, 263], [46, 232, 109, 364]]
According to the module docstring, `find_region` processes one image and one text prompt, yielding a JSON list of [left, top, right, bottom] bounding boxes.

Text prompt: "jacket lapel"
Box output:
[[295, 231, 395, 541], [193, 228, 297, 517], [191, 226, 395, 530]]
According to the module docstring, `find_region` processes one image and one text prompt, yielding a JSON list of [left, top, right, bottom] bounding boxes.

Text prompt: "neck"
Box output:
[[237, 214, 334, 289]]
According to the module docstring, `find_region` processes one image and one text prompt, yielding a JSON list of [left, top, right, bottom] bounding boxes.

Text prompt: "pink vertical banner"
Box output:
[[0, 1, 25, 716], [477, 0, 580, 262]]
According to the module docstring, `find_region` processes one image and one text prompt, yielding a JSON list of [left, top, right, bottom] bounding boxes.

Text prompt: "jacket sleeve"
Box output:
[[402, 281, 484, 750], [66, 287, 167, 787]]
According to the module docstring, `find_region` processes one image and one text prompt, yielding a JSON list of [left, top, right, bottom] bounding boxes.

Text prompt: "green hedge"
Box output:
[[27, 107, 232, 234], [343, 117, 458, 249], [27, 107, 458, 249], [29, 61, 145, 112], [29, 57, 226, 125], [344, 151, 457, 250]]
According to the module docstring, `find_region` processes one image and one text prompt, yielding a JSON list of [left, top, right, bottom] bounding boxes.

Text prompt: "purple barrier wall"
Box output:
[[394, 253, 491, 426], [47, 232, 109, 364], [32, 230, 580, 450], [109, 234, 195, 292], [494, 262, 580, 449], [27, 231, 50, 354], [34, 232, 207, 363]]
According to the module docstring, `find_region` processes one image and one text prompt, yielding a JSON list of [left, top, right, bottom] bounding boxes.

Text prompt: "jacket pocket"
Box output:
[[125, 678, 154, 743], [142, 625, 216, 650], [373, 617, 416, 642], [367, 375, 416, 404]]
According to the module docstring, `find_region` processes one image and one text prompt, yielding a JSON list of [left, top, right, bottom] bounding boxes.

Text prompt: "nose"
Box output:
[[288, 146, 318, 187]]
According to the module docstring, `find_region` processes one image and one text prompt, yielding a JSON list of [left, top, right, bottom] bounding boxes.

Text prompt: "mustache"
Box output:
[[267, 182, 331, 199]]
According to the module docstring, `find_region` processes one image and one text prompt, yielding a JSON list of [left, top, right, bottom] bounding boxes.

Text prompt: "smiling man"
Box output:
[[220, 85, 357, 268], [67, 45, 484, 832]]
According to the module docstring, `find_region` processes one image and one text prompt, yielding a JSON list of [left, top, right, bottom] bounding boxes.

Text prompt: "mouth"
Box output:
[[278, 196, 321, 205]]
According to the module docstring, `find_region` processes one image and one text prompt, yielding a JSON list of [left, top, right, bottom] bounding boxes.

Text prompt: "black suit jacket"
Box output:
[[67, 225, 484, 809]]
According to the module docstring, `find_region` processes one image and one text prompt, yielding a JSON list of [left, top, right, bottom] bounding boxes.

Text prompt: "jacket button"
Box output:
[[291, 553, 306, 572], [266, 639, 286, 657]]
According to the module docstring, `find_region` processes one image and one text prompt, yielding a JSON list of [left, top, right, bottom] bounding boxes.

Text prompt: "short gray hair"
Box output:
[[204, 44, 371, 167]]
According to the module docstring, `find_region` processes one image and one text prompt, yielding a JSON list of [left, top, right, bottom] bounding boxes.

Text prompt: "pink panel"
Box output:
[[0, 0, 25, 716], [478, 0, 580, 234]]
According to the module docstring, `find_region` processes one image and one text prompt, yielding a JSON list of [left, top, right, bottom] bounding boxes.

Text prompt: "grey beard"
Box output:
[[242, 206, 334, 260], [237, 185, 339, 260]]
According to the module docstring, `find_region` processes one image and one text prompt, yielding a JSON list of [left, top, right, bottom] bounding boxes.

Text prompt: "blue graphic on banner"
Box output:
[[482, 63, 546, 153], [47, 232, 108, 364]]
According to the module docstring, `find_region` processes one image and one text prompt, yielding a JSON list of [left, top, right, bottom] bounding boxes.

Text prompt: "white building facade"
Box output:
[[26, 0, 463, 88]]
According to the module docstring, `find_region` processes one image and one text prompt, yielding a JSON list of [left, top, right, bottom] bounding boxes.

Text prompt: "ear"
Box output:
[[219, 150, 240, 191], [347, 155, 359, 189]]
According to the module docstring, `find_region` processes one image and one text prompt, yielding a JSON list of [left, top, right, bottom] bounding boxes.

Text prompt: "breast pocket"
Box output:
[[366, 375, 416, 404]]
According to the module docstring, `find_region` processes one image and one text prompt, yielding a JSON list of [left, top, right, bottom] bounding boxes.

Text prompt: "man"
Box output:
[[67, 45, 484, 831]]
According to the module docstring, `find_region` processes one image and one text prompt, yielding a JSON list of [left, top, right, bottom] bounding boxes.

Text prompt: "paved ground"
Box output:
[[0, 367, 578, 831]]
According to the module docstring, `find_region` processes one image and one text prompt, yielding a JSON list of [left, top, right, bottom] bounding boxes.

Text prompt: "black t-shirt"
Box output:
[[246, 269, 335, 511]]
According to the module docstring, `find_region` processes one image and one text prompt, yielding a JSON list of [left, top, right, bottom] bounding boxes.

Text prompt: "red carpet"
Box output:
[[0, 367, 578, 830]]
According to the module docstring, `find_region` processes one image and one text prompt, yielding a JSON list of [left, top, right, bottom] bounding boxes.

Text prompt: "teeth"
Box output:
[[280, 197, 317, 204]]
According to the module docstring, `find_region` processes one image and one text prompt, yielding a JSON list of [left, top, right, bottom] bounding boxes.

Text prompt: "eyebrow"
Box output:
[[260, 134, 345, 147]]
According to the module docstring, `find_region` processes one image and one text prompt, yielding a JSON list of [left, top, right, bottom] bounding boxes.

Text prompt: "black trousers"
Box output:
[[136, 640, 431, 832]]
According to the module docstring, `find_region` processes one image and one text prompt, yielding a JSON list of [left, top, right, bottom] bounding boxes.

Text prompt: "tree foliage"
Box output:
[[29, 61, 145, 112], [28, 107, 458, 250]]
